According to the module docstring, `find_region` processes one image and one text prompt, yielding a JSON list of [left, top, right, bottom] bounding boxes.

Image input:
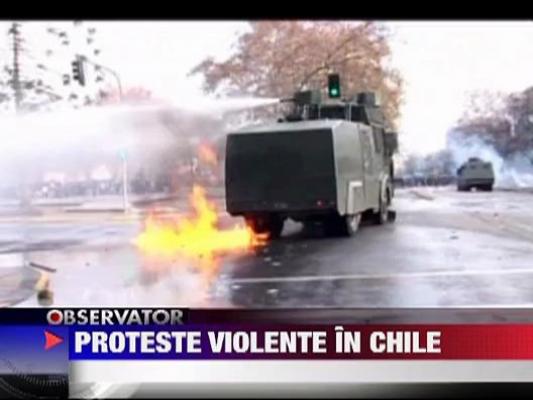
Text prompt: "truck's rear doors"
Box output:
[[225, 129, 337, 214]]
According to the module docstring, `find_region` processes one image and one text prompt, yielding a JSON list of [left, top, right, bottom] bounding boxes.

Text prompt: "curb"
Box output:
[[0, 212, 142, 224], [409, 189, 435, 201]]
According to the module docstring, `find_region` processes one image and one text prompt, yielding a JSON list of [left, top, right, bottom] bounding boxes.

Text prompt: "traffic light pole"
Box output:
[[122, 153, 129, 213], [70, 54, 128, 211], [79, 56, 123, 101]]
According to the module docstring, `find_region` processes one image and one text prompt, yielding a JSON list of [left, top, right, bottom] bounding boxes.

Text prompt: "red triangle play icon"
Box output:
[[44, 330, 63, 350]]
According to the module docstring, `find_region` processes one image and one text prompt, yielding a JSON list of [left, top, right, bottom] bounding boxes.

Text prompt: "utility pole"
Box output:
[[8, 22, 31, 210], [9, 22, 23, 113]]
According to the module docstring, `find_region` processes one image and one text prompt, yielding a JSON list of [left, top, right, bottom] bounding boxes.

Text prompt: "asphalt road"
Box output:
[[3, 186, 533, 308]]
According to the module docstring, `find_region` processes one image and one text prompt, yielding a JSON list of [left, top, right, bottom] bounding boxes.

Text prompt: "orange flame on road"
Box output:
[[134, 185, 267, 277], [197, 142, 218, 167]]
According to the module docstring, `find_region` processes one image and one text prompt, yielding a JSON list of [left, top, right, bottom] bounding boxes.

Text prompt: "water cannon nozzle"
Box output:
[[280, 97, 295, 103]]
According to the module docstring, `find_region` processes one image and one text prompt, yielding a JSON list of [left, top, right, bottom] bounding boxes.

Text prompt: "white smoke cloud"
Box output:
[[448, 130, 533, 189], [0, 96, 278, 189]]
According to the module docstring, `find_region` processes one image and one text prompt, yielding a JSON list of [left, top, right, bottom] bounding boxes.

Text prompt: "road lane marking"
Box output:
[[228, 266, 533, 285]]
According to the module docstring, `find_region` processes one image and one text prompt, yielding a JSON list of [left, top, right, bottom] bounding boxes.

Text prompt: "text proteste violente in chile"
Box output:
[[74, 327, 441, 355]]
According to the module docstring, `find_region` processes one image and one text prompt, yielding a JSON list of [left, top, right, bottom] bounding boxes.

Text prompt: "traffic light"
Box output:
[[328, 73, 341, 98], [71, 56, 86, 86]]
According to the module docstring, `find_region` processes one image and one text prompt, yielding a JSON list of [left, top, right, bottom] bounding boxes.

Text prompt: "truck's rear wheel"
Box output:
[[245, 215, 284, 239], [373, 190, 390, 225], [325, 214, 361, 237], [344, 214, 361, 236]]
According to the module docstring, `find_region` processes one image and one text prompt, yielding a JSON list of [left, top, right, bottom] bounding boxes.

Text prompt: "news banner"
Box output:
[[3, 308, 533, 397]]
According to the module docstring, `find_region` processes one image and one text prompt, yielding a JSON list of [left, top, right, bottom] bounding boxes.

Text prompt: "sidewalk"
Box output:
[[0, 209, 143, 224], [1, 187, 225, 211], [0, 201, 227, 225], [0, 187, 227, 223]]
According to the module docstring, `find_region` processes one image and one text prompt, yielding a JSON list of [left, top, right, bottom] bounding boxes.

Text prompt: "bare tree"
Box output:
[[455, 87, 533, 158]]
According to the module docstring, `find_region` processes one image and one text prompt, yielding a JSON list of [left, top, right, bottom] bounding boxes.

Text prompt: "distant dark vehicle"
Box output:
[[437, 174, 456, 186], [456, 157, 495, 192], [393, 176, 406, 188], [225, 80, 398, 238]]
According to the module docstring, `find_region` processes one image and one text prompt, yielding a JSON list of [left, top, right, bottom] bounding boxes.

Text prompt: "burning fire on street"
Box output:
[[134, 185, 267, 280], [197, 141, 218, 167]]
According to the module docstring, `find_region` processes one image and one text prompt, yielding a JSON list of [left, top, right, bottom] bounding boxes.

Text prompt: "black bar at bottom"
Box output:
[[0, 374, 68, 399], [130, 382, 533, 398]]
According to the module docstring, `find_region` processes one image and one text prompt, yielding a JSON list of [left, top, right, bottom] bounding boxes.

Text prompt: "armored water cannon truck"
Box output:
[[456, 157, 495, 192], [225, 74, 398, 238]]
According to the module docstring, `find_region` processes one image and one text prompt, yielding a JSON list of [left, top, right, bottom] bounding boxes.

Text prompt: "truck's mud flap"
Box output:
[[387, 209, 397, 222]]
